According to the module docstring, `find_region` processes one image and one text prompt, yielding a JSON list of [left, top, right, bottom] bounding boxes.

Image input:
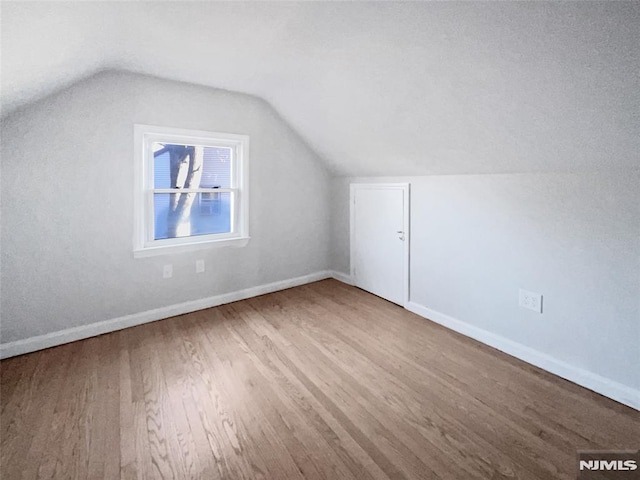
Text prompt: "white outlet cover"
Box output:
[[196, 259, 205, 273], [519, 289, 543, 313], [163, 264, 173, 279]]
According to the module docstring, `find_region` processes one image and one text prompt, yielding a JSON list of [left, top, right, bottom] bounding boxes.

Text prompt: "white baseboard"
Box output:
[[405, 302, 639, 411], [330, 270, 353, 285], [7, 275, 634, 411], [0, 270, 333, 360]]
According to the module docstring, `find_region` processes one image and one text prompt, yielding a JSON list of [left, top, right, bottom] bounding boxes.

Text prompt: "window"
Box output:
[[134, 125, 249, 257]]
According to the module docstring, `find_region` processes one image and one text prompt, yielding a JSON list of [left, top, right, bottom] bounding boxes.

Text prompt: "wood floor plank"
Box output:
[[220, 304, 366, 480], [266, 296, 535, 479], [177, 311, 289, 480], [2, 346, 75, 480], [194, 310, 310, 480], [0, 352, 40, 417], [119, 332, 140, 480], [1, 279, 638, 479], [287, 283, 638, 477], [281, 296, 547, 479], [86, 331, 121, 480], [39, 337, 102, 479], [301, 281, 640, 444], [225, 301, 391, 480], [226, 301, 392, 480], [134, 325, 180, 480], [245, 295, 464, 480], [156, 318, 220, 480], [273, 288, 571, 478]]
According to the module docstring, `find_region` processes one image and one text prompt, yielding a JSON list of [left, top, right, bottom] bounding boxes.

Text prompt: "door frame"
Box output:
[[350, 183, 410, 306]]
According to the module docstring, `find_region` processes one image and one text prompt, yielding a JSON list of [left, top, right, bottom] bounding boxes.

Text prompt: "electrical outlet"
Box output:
[[163, 264, 173, 279], [196, 259, 205, 273], [519, 289, 543, 313]]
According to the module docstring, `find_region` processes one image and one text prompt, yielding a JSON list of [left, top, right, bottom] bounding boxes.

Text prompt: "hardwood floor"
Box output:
[[1, 279, 638, 479]]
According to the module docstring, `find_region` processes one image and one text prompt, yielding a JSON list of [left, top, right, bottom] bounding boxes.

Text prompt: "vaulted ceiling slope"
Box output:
[[2, 1, 638, 175]]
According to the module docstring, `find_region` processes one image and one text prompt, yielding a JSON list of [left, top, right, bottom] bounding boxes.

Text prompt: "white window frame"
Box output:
[[133, 124, 250, 258]]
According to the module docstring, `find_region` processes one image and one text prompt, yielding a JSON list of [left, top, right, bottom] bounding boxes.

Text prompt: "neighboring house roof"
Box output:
[[154, 147, 231, 189]]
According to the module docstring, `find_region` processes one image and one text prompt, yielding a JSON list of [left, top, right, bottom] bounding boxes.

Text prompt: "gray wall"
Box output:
[[1, 68, 637, 398], [0, 71, 331, 343], [331, 173, 640, 390]]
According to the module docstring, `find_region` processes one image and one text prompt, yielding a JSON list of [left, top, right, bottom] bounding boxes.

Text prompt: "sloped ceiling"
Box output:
[[2, 1, 638, 176]]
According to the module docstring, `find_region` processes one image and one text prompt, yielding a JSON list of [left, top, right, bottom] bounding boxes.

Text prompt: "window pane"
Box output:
[[153, 144, 171, 189], [202, 146, 232, 188], [154, 192, 232, 240], [153, 143, 231, 189]]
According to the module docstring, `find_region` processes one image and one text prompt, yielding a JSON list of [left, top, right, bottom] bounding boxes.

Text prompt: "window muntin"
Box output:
[[134, 126, 249, 256]]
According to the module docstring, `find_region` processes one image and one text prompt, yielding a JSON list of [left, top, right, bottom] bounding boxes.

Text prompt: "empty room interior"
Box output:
[[1, 1, 639, 479]]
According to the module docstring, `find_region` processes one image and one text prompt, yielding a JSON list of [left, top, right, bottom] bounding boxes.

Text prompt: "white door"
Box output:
[[351, 184, 409, 305]]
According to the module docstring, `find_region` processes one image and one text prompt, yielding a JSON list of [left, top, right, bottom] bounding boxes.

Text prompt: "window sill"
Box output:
[[133, 236, 250, 258]]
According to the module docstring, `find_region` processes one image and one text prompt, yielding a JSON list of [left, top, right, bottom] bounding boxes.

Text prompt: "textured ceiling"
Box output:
[[2, 1, 639, 175]]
